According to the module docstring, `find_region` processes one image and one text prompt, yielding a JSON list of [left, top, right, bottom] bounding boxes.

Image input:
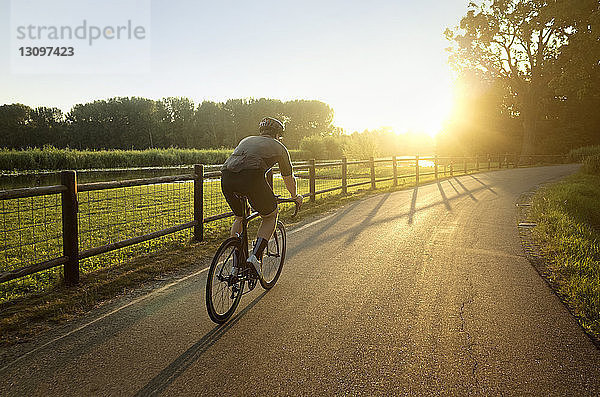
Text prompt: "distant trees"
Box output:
[[299, 128, 436, 160], [0, 97, 335, 150], [444, 0, 600, 157]]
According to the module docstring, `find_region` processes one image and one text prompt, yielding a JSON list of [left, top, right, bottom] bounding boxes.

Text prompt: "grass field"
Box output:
[[530, 170, 600, 340]]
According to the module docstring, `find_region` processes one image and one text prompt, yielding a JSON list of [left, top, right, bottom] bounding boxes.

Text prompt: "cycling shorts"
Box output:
[[221, 169, 277, 216]]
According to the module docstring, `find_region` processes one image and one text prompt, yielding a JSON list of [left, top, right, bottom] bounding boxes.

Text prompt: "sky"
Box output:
[[0, 0, 471, 136]]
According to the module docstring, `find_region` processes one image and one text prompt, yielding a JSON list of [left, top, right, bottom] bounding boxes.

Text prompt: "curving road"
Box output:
[[2, 164, 599, 396]]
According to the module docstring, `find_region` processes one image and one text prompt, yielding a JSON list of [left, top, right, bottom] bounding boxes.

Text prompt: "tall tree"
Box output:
[[446, 0, 597, 158], [0, 104, 32, 148]]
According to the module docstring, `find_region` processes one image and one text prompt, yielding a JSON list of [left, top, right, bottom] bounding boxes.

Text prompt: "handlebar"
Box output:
[[276, 196, 301, 217]]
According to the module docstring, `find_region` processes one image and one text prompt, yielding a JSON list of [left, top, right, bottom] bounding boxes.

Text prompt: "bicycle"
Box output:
[[206, 196, 300, 324]]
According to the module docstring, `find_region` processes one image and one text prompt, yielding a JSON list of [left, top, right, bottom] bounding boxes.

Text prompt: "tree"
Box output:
[[0, 104, 32, 148], [446, 0, 598, 159], [438, 70, 522, 156]]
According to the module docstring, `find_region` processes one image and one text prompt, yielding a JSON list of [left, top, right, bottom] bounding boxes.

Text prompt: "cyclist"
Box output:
[[221, 117, 303, 277]]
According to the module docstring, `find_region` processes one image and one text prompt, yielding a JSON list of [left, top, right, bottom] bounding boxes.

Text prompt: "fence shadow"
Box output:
[[296, 200, 362, 247], [468, 174, 498, 195], [408, 187, 418, 225], [436, 181, 452, 211], [133, 290, 269, 397], [307, 179, 494, 248], [345, 193, 391, 244], [452, 177, 478, 202]]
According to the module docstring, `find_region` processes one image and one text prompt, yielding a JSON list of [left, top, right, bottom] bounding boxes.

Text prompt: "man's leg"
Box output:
[[230, 216, 243, 237], [250, 208, 278, 262]]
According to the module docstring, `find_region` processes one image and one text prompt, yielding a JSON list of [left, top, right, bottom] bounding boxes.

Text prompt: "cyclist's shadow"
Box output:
[[133, 290, 268, 396]]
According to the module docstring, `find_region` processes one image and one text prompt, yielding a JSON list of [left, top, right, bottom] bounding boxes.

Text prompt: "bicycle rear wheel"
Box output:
[[206, 237, 244, 324], [260, 221, 286, 289]]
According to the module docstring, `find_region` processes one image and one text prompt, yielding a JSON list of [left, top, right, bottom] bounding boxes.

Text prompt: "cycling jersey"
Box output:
[[222, 135, 293, 176]]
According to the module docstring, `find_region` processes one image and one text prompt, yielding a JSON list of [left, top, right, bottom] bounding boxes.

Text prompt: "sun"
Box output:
[[332, 82, 454, 139]]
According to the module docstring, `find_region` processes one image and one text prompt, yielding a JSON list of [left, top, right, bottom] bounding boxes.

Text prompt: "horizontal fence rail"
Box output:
[[0, 153, 568, 291]]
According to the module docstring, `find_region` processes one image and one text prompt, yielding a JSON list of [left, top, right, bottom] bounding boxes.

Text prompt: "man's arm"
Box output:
[[282, 174, 297, 198]]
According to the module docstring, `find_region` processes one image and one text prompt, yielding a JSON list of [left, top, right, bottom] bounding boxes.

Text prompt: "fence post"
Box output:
[[61, 171, 79, 285], [475, 155, 479, 171], [309, 159, 316, 202], [488, 154, 491, 170], [450, 159, 454, 177], [341, 157, 348, 195], [434, 155, 438, 179], [392, 156, 398, 186], [463, 157, 467, 174], [370, 157, 376, 189], [415, 155, 420, 185], [193, 164, 204, 242]]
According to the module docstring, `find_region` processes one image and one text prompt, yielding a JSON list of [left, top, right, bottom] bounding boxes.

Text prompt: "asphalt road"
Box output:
[[2, 164, 599, 396]]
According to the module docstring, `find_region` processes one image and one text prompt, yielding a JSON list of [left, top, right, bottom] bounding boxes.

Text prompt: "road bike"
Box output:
[[206, 196, 300, 324]]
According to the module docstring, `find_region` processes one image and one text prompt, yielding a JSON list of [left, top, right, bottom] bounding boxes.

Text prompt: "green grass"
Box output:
[[530, 171, 600, 340]]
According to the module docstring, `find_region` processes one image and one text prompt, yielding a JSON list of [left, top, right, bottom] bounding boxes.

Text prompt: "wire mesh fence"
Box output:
[[0, 194, 63, 300], [77, 181, 194, 274], [0, 153, 569, 300]]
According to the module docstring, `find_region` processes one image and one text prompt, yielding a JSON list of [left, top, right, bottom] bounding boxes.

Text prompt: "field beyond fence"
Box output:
[[0, 154, 567, 302]]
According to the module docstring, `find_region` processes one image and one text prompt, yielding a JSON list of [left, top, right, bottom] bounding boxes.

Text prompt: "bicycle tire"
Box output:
[[259, 221, 286, 289], [206, 237, 244, 324]]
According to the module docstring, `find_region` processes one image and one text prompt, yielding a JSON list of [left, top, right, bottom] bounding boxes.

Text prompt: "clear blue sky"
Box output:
[[0, 0, 470, 135]]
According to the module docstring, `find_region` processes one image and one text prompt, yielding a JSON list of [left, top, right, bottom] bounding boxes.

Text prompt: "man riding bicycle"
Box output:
[[221, 117, 303, 278]]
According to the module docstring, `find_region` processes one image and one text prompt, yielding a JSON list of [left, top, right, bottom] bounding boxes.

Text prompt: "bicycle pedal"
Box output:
[[247, 277, 257, 291]]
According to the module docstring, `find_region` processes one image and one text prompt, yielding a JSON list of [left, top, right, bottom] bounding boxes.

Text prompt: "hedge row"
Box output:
[[0, 147, 310, 171]]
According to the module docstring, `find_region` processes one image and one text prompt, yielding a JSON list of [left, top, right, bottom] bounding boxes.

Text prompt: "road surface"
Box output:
[[1, 164, 599, 396]]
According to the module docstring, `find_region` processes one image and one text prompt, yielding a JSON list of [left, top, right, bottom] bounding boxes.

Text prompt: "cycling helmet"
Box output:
[[259, 117, 284, 137]]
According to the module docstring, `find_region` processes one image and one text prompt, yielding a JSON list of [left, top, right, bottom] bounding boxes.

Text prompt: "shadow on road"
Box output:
[[408, 187, 418, 224], [453, 177, 478, 202], [296, 200, 362, 247], [345, 193, 391, 244], [447, 179, 460, 194], [436, 181, 452, 211], [468, 174, 498, 195], [133, 290, 269, 397], [304, 179, 493, 248]]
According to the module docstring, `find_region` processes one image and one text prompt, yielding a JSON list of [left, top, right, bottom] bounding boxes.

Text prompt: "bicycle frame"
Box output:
[[235, 195, 297, 274], [238, 196, 261, 265]]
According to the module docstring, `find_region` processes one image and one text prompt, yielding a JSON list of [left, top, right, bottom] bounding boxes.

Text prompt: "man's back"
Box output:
[[223, 135, 292, 176]]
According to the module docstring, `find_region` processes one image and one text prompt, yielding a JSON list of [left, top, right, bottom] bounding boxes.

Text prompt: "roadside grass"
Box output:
[[530, 171, 600, 340]]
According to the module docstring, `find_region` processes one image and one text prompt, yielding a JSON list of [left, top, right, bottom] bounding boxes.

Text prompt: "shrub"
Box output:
[[583, 155, 600, 175], [343, 133, 378, 160], [299, 136, 344, 160], [0, 147, 235, 171], [569, 145, 600, 162]]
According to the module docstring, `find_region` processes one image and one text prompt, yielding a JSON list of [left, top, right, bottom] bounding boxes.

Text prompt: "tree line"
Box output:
[[440, 0, 599, 157], [0, 98, 335, 150]]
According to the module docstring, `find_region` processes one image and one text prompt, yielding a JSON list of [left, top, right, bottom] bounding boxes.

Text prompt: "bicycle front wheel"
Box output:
[[206, 237, 244, 324], [260, 221, 286, 289]]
